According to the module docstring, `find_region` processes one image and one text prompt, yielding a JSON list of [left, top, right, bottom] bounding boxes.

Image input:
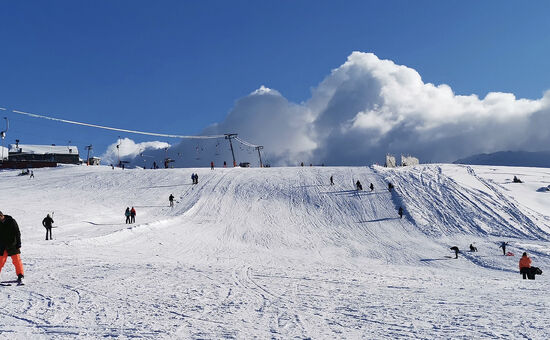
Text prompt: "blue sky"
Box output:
[[1, 1, 549, 163]]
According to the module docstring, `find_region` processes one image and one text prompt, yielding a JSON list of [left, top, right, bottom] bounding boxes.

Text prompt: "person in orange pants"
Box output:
[[0, 211, 24, 284]]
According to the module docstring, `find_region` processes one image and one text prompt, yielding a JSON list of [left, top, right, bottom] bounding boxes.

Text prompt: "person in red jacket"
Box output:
[[130, 207, 136, 224], [0, 211, 25, 285], [519, 252, 532, 279]]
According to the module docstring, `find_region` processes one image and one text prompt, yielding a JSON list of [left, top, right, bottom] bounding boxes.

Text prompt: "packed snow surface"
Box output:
[[1, 164, 549, 338]]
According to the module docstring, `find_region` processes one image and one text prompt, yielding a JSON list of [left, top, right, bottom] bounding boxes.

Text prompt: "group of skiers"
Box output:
[[191, 173, 199, 184], [124, 207, 137, 224]]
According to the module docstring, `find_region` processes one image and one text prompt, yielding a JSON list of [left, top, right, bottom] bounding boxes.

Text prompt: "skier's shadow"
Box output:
[[320, 190, 383, 197], [420, 258, 454, 262], [357, 217, 401, 223], [139, 183, 193, 188]]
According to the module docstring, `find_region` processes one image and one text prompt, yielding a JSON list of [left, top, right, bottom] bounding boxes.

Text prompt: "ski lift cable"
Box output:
[[11, 109, 225, 139], [234, 136, 260, 148]]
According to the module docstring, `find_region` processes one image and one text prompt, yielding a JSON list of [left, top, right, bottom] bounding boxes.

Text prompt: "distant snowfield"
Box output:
[[0, 164, 549, 338]]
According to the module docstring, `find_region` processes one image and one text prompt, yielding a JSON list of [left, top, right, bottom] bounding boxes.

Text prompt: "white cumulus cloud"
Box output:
[[107, 52, 550, 167]]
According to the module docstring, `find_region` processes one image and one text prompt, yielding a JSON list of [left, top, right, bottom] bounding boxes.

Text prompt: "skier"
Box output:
[[330, 176, 334, 186], [370, 183, 374, 191], [211, 161, 214, 170], [0, 211, 25, 285], [169, 194, 175, 207], [130, 207, 136, 224], [519, 252, 532, 279], [469, 243, 477, 252], [398, 207, 403, 219], [499, 241, 509, 256], [29, 171, 34, 179], [195, 173, 199, 184], [450, 246, 459, 259], [125, 207, 131, 224], [356, 180, 363, 191], [224, 161, 227, 168], [42, 213, 54, 240]]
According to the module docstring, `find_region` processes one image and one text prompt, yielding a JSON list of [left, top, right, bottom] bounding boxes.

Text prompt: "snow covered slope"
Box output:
[[0, 164, 549, 338]]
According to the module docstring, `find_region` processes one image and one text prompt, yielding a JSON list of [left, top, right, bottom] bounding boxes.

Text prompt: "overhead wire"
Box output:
[[11, 109, 226, 139]]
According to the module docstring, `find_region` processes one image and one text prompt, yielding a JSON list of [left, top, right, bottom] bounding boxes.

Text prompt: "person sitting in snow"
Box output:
[[469, 243, 477, 252], [513, 176, 523, 183], [356, 180, 363, 191]]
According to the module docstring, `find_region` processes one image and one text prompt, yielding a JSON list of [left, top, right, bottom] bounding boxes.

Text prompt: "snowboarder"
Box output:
[[0, 211, 25, 285], [330, 176, 334, 186], [356, 180, 363, 191], [388, 182, 394, 192], [469, 243, 477, 252], [42, 213, 54, 240], [499, 242, 509, 256], [169, 194, 174, 207], [130, 207, 136, 224], [450, 246, 459, 259], [519, 252, 532, 279], [370, 183, 374, 191], [211, 161, 214, 170], [29, 171, 34, 179], [398, 207, 403, 219], [125, 207, 131, 224]]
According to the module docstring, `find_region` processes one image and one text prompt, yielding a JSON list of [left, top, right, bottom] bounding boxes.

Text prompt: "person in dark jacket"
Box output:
[[499, 241, 509, 256], [370, 183, 374, 191], [398, 207, 403, 219], [0, 211, 25, 284], [450, 246, 459, 259], [356, 180, 363, 191], [330, 175, 334, 186], [42, 213, 54, 240], [125, 207, 131, 224], [169, 194, 175, 207]]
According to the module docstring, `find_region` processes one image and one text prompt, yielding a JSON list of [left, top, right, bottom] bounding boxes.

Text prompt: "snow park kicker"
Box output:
[[0, 164, 549, 338]]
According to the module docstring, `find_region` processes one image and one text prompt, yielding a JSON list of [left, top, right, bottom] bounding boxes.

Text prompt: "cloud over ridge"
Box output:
[[107, 52, 550, 167]]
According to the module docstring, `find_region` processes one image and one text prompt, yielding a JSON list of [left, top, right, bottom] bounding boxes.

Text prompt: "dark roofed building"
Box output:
[[8, 144, 80, 165]]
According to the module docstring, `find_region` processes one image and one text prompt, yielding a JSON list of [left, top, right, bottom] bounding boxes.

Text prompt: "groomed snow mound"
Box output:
[[0, 164, 549, 338]]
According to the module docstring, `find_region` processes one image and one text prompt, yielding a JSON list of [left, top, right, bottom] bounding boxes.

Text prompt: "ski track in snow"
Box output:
[[0, 164, 550, 338]]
